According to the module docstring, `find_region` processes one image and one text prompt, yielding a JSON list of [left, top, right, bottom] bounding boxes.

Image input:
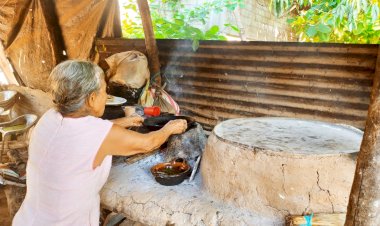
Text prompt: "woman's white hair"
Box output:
[[49, 60, 105, 115]]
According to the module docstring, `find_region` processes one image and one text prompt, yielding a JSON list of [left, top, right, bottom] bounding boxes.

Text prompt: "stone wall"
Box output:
[[144, 0, 295, 42], [232, 0, 295, 41]]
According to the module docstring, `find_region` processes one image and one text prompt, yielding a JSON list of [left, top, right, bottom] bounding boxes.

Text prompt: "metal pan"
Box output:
[[143, 115, 195, 131]]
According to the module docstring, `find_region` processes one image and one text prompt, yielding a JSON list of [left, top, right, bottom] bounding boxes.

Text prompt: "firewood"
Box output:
[[286, 213, 346, 226]]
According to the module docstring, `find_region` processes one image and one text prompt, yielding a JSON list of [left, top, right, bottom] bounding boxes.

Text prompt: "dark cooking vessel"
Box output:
[[150, 158, 192, 186], [143, 115, 195, 131]]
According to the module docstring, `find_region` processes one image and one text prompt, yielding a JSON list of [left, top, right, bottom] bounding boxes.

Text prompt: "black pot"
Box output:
[[143, 115, 195, 131], [107, 82, 143, 105], [150, 158, 192, 186]]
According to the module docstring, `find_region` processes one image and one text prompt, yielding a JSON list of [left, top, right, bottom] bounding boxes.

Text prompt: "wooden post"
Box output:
[[39, 0, 67, 64], [345, 46, 380, 225], [136, 0, 161, 87]]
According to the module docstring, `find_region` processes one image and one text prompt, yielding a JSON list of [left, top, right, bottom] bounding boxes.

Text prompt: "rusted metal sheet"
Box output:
[[96, 38, 379, 130]]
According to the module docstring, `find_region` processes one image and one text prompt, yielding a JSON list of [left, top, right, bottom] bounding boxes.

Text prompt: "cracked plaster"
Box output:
[[201, 118, 363, 218], [101, 154, 283, 226]]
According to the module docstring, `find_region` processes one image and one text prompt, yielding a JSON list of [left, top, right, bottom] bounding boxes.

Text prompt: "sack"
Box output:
[[139, 80, 180, 115], [105, 51, 150, 89], [139, 79, 155, 107], [153, 88, 180, 115]]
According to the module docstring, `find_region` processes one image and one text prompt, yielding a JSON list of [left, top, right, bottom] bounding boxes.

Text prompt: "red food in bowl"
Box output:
[[150, 158, 191, 186]]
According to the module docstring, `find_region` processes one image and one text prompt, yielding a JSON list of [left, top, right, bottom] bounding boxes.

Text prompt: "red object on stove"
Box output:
[[144, 106, 160, 116]]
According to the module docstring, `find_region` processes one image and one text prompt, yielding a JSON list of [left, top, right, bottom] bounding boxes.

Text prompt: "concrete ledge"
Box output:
[[100, 154, 282, 226]]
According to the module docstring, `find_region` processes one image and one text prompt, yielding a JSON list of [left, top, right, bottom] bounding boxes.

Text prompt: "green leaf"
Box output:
[[206, 25, 220, 36], [230, 25, 240, 32], [317, 23, 332, 33], [225, 3, 238, 11], [224, 23, 240, 32], [124, 4, 136, 11], [287, 18, 296, 24], [353, 23, 365, 35], [319, 33, 329, 42], [306, 26, 318, 37], [122, 0, 243, 42], [217, 35, 227, 40], [174, 19, 185, 26], [192, 39, 200, 52]]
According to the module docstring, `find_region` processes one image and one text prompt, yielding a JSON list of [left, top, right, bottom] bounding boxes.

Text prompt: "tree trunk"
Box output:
[[136, 0, 161, 87], [345, 46, 380, 225]]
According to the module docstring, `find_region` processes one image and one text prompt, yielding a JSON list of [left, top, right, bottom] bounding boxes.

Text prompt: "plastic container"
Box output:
[[144, 106, 160, 117]]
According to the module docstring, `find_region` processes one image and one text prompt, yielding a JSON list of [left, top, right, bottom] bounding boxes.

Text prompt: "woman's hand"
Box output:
[[162, 119, 187, 135], [111, 116, 144, 128], [126, 116, 144, 127]]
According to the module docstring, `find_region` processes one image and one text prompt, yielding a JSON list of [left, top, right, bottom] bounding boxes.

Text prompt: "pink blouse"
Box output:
[[13, 109, 113, 226]]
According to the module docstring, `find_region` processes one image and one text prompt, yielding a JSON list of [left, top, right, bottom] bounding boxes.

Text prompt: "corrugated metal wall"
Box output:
[[96, 39, 379, 130]]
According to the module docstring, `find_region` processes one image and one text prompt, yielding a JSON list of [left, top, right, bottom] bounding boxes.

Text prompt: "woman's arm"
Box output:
[[92, 119, 187, 169], [110, 116, 144, 128]]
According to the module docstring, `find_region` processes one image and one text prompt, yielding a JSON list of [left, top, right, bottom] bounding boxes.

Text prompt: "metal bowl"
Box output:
[[0, 91, 18, 111]]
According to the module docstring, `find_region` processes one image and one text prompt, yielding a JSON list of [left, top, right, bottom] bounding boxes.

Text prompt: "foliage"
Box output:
[[122, 0, 244, 50], [270, 0, 380, 43]]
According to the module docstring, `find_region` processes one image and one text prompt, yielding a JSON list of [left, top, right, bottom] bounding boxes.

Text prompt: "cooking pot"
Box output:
[[143, 115, 195, 131]]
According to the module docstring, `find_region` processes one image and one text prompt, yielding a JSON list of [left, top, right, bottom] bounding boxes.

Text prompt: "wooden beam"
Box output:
[[369, 46, 380, 105], [39, 0, 67, 64], [345, 45, 380, 225], [0, 41, 18, 85], [96, 0, 122, 38], [1, 84, 53, 118], [136, 0, 161, 86], [0, 141, 28, 152]]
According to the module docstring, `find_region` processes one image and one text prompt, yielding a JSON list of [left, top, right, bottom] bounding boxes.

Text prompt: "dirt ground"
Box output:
[[0, 187, 11, 226]]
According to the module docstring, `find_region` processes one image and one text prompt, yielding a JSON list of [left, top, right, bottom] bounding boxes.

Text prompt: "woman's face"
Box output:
[[89, 78, 107, 117]]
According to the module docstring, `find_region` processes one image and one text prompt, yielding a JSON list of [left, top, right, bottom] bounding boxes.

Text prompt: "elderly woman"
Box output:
[[12, 60, 187, 226]]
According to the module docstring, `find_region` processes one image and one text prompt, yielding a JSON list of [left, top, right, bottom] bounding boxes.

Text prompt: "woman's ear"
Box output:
[[87, 92, 97, 109]]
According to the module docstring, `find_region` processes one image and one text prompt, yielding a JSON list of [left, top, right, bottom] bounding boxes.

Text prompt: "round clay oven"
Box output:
[[201, 118, 362, 218]]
